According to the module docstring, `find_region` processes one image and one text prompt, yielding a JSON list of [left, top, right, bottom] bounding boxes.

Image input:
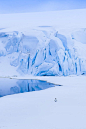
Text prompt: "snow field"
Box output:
[[0, 76, 86, 129]]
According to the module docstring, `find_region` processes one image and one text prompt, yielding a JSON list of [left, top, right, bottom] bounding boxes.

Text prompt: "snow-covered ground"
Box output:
[[0, 76, 86, 129], [0, 9, 86, 129], [0, 9, 86, 76]]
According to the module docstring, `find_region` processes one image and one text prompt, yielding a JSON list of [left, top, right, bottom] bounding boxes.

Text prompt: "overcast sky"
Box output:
[[0, 0, 86, 14]]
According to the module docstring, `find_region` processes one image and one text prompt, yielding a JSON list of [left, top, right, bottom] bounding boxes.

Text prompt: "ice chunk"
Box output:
[[71, 29, 86, 44]]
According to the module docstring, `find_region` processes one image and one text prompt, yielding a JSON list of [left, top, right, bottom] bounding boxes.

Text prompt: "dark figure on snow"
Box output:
[[54, 98, 57, 102]]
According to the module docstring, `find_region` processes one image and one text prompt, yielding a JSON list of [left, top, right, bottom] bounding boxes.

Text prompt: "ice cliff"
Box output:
[[0, 27, 86, 76]]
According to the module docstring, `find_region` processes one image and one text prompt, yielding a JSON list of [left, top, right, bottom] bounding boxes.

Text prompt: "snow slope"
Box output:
[[0, 76, 86, 129], [0, 9, 86, 76]]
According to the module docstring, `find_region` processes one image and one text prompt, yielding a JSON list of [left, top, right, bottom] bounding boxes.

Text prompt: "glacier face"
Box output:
[[0, 27, 86, 76]]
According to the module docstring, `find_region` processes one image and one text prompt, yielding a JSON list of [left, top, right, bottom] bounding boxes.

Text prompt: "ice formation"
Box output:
[[0, 27, 86, 76]]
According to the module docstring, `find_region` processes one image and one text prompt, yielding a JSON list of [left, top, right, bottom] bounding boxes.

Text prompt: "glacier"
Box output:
[[0, 27, 86, 76], [0, 9, 86, 76]]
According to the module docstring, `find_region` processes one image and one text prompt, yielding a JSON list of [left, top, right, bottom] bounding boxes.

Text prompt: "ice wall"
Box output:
[[0, 27, 86, 76]]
